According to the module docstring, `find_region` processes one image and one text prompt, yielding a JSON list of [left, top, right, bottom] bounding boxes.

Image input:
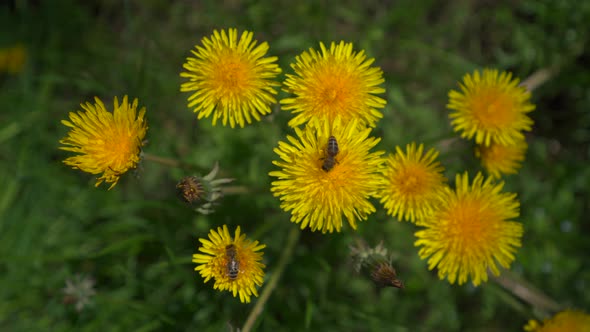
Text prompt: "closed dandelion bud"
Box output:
[[349, 239, 389, 273], [349, 240, 404, 290], [176, 176, 205, 204], [177, 163, 234, 214], [371, 262, 404, 289]]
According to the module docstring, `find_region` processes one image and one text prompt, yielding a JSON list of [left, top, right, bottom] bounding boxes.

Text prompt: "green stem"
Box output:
[[221, 185, 250, 195], [490, 271, 562, 316], [421, 135, 461, 150], [142, 152, 197, 171], [520, 66, 558, 92], [242, 226, 300, 332]]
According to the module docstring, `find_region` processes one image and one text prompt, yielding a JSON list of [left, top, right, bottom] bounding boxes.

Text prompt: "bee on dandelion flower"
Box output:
[[321, 135, 339, 172], [225, 244, 240, 280], [193, 225, 265, 303], [270, 118, 385, 233]]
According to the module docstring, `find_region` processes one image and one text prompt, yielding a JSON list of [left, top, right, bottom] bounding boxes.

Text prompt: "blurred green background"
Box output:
[[1, 0, 589, 331]]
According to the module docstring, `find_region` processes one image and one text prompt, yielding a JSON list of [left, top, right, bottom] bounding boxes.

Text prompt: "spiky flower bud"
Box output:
[[176, 162, 234, 214], [371, 262, 404, 289], [349, 240, 389, 273], [349, 239, 404, 289], [177, 176, 205, 204]]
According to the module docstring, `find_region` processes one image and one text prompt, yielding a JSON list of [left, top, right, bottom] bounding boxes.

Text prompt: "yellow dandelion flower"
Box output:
[[448, 69, 535, 146], [476, 138, 528, 178], [192, 225, 266, 303], [414, 172, 523, 286], [180, 28, 282, 128], [281, 41, 386, 128], [59, 96, 148, 190], [0, 44, 26, 74], [378, 143, 447, 223], [269, 118, 385, 233], [524, 310, 590, 332]]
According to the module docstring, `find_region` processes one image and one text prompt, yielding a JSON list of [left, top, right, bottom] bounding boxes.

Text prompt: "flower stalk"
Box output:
[[242, 226, 300, 332]]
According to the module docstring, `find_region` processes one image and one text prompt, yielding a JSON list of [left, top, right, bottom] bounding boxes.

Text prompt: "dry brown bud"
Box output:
[[176, 176, 205, 204], [371, 262, 404, 289]]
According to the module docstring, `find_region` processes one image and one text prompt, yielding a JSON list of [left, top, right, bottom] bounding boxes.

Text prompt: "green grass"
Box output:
[[1, 0, 589, 331]]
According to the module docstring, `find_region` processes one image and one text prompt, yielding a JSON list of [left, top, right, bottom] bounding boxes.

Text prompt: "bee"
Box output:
[[321, 135, 339, 172], [225, 244, 240, 280]]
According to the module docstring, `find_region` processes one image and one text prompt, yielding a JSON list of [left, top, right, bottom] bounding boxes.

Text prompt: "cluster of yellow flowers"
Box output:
[[448, 69, 535, 178], [270, 41, 387, 233], [57, 27, 568, 324], [265, 37, 529, 288]]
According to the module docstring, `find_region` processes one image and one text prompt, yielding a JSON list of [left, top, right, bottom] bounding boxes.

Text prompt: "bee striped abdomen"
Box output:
[[326, 135, 339, 156], [225, 244, 240, 280], [322, 136, 339, 172]]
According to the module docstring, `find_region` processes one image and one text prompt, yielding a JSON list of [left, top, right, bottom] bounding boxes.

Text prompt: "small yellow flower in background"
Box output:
[[281, 41, 386, 128], [269, 118, 385, 233], [476, 138, 528, 179], [193, 225, 266, 303], [0, 44, 26, 74], [524, 310, 590, 332], [448, 69, 535, 146], [378, 143, 447, 223], [414, 172, 523, 286], [59, 96, 148, 189], [180, 28, 282, 128]]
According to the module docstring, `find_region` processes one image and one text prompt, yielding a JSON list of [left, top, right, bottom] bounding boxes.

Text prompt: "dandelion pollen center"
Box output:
[[395, 166, 428, 195], [472, 89, 515, 128], [315, 66, 360, 116], [445, 199, 493, 254], [213, 54, 250, 95]]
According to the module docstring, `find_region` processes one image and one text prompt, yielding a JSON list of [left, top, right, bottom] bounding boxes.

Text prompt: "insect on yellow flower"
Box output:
[[377, 142, 447, 223], [193, 225, 266, 303], [59, 96, 148, 189], [448, 69, 535, 146], [414, 172, 523, 286], [281, 41, 386, 129], [270, 118, 385, 233], [180, 28, 282, 128]]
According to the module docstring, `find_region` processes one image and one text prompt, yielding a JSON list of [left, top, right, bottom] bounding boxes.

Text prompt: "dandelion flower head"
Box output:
[[476, 138, 528, 179], [59, 96, 147, 189], [193, 225, 266, 303], [414, 172, 523, 286], [448, 69, 535, 146], [180, 28, 282, 128], [524, 310, 590, 332], [270, 118, 385, 233], [378, 142, 447, 223], [281, 41, 386, 128]]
